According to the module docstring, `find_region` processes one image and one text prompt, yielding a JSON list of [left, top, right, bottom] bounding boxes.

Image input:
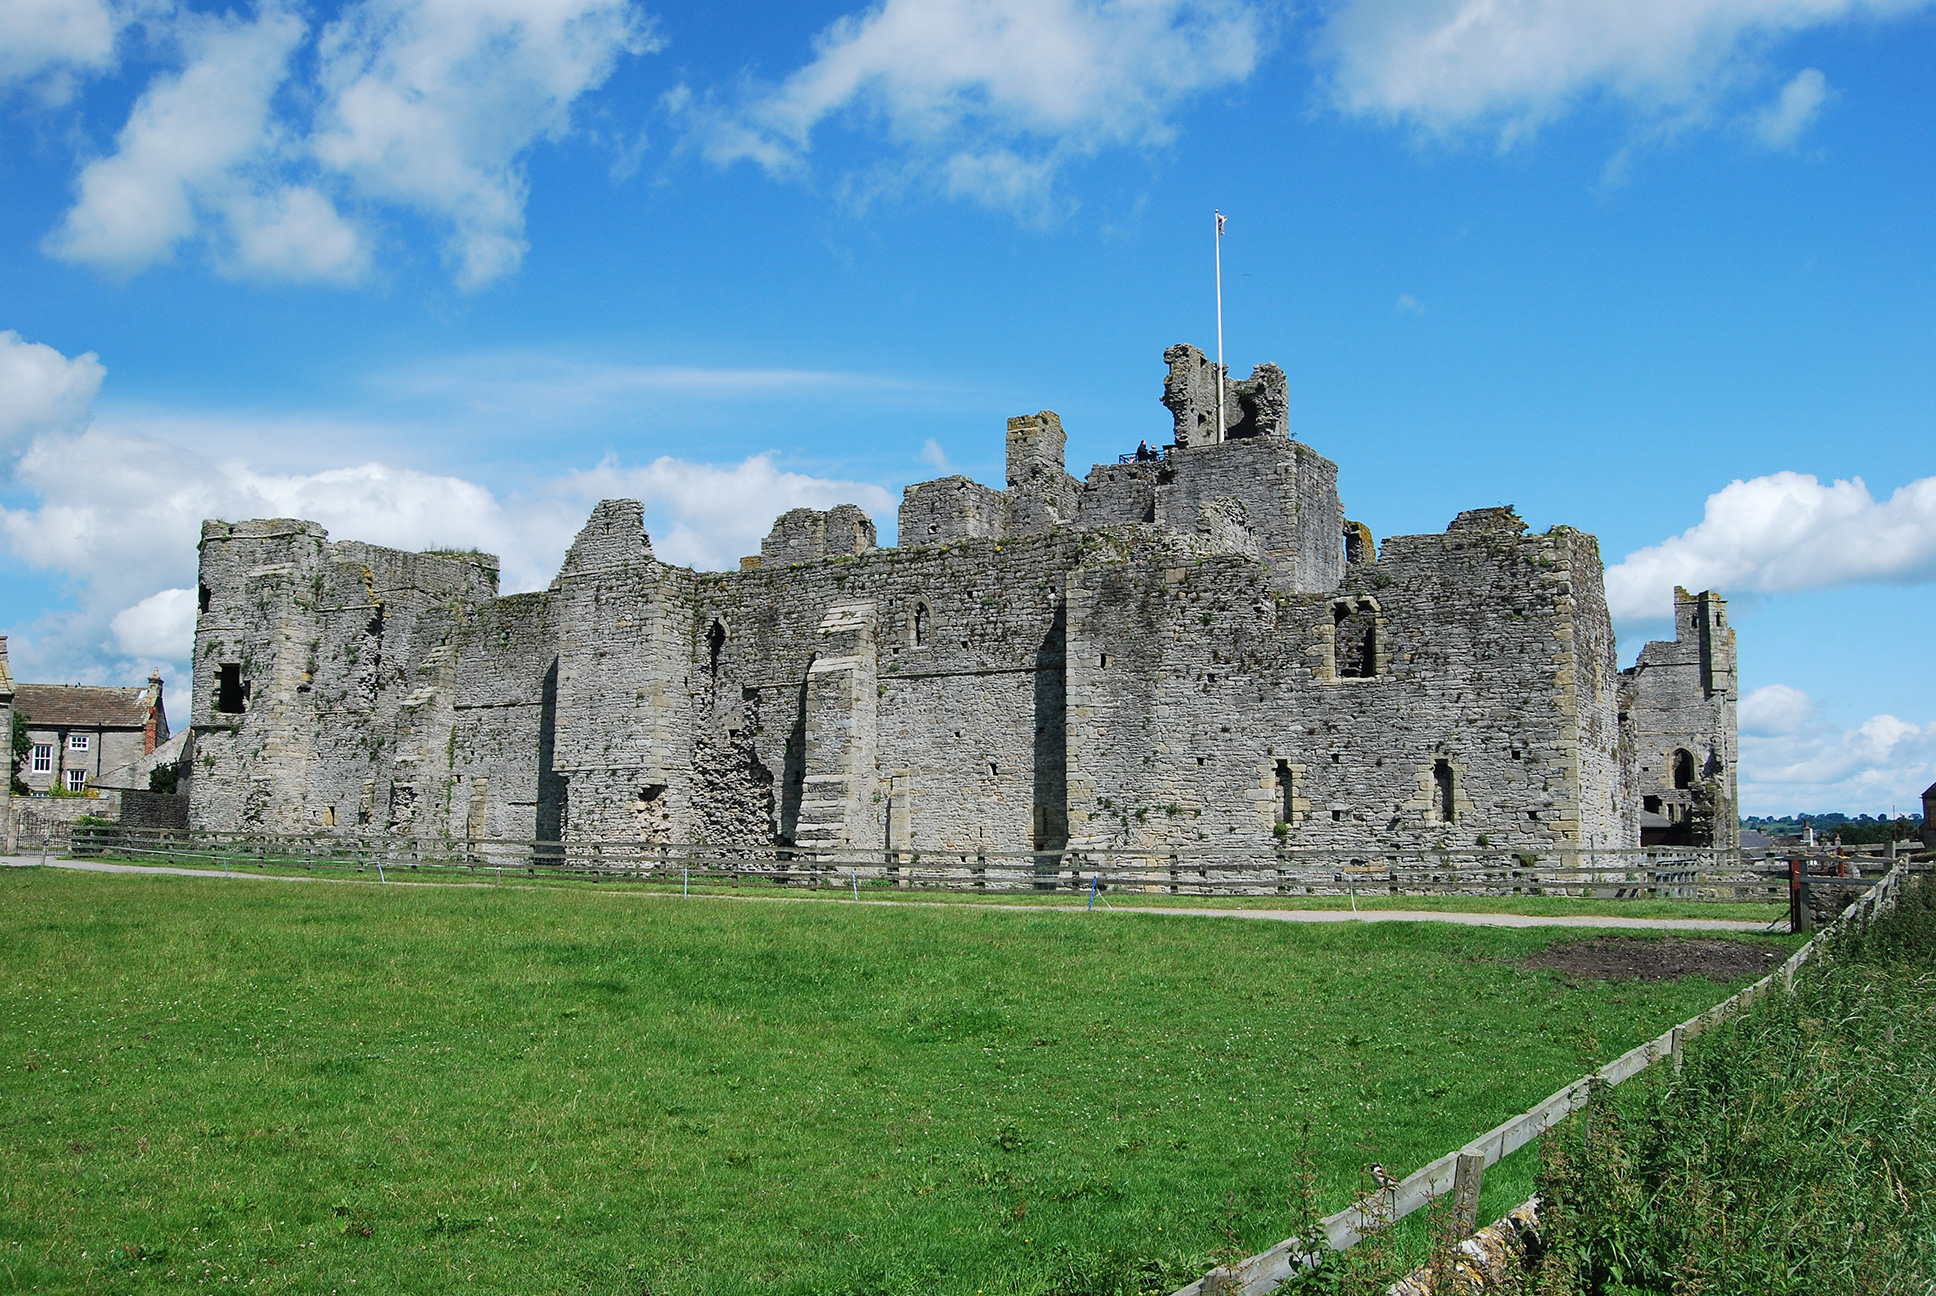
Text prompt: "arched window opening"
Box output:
[[1433, 759, 1455, 823], [1672, 748, 1695, 790], [1334, 602, 1376, 678]]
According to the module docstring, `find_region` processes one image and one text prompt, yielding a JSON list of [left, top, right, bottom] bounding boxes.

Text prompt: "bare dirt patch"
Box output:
[[1520, 937, 1782, 983]]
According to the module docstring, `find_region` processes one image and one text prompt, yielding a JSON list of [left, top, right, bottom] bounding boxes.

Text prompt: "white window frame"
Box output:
[[68, 733, 90, 751], [31, 743, 53, 773], [65, 769, 88, 792]]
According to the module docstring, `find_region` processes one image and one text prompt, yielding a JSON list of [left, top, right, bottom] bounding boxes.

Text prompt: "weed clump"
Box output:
[[1527, 870, 1936, 1294]]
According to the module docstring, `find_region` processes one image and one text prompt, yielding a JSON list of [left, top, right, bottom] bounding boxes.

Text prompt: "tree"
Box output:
[[9, 708, 28, 796]]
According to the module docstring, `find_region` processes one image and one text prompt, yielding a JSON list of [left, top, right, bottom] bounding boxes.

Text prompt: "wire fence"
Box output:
[[54, 826, 1920, 906]]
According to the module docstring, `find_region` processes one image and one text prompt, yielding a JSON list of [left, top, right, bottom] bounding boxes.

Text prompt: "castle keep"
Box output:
[[185, 345, 1738, 856]]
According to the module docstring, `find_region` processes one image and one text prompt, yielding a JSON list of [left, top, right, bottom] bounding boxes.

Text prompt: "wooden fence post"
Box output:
[[1789, 855, 1808, 935], [1450, 1152, 1485, 1237], [1670, 1027, 1684, 1076]]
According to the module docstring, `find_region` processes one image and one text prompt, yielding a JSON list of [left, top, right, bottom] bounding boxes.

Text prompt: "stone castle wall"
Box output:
[[183, 345, 1731, 856]]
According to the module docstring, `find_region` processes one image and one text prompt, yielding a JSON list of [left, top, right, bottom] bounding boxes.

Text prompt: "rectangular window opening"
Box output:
[[68, 733, 89, 751], [65, 770, 87, 792], [217, 663, 245, 714], [1274, 760, 1294, 825], [31, 744, 53, 773]]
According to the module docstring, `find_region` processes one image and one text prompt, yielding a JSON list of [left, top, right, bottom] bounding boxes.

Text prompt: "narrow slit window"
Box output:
[[1274, 760, 1294, 825], [1433, 759, 1455, 822], [912, 603, 930, 648]]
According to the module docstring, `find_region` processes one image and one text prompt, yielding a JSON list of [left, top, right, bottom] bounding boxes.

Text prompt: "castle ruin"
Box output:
[[183, 345, 1738, 857]]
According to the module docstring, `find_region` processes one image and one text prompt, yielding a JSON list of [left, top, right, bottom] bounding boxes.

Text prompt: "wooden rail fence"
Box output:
[[1173, 861, 1913, 1296], [59, 827, 1916, 909]]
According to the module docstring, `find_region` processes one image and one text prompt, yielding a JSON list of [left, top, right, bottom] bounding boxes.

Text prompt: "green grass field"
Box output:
[[0, 868, 1794, 1295]]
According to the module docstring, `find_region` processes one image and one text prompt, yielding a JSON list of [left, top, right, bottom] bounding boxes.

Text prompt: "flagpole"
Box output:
[[1214, 210, 1225, 444]]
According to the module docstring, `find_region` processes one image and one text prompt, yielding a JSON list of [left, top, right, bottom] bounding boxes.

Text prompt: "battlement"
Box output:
[[884, 347, 1336, 591]]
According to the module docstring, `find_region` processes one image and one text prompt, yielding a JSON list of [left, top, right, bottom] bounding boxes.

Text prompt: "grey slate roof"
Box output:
[[12, 684, 154, 730]]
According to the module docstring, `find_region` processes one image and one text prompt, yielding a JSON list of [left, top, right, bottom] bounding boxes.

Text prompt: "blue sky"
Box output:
[[1, 0, 1932, 816]]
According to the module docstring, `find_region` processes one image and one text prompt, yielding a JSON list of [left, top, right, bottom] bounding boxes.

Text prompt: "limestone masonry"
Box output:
[[185, 345, 1738, 856]]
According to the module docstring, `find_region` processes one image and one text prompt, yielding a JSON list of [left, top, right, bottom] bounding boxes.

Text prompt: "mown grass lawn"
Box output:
[[0, 868, 1793, 1295]]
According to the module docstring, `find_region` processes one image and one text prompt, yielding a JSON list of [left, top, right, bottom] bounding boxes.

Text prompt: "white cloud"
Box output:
[[379, 351, 923, 419], [39, 5, 359, 280], [1394, 292, 1425, 315], [44, 0, 653, 289], [1604, 470, 1936, 621], [110, 587, 198, 661], [1752, 66, 1828, 147], [693, 0, 1265, 213], [0, 0, 129, 101], [314, 0, 658, 289], [0, 334, 899, 712], [1737, 684, 1935, 814], [216, 184, 373, 284], [0, 329, 105, 451], [921, 438, 952, 471], [0, 426, 580, 599], [1316, 0, 1930, 142], [1739, 682, 1815, 736]]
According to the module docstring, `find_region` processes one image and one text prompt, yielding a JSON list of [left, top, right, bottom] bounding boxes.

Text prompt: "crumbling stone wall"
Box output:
[[184, 344, 1733, 860], [189, 519, 499, 837], [1620, 587, 1739, 850], [898, 476, 1007, 546], [1, 636, 13, 853], [759, 504, 877, 566], [1160, 344, 1289, 448]]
